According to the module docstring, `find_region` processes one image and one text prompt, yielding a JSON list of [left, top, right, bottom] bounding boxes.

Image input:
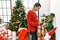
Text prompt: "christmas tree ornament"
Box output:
[[15, 26, 18, 28], [24, 17, 26, 19], [16, 20, 20, 24], [19, 14, 21, 17], [13, 7, 16, 12]]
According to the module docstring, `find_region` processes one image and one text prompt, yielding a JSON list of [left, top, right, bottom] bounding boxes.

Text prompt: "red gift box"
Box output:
[[17, 29, 30, 40]]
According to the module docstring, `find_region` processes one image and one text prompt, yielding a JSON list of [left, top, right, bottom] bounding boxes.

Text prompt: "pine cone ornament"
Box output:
[[16, 20, 20, 24]]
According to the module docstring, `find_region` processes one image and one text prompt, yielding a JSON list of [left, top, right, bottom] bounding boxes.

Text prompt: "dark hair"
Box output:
[[50, 13, 55, 17], [34, 3, 41, 7], [45, 16, 49, 18]]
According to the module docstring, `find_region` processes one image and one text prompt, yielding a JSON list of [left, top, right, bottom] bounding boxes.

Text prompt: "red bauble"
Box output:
[[13, 7, 16, 12]]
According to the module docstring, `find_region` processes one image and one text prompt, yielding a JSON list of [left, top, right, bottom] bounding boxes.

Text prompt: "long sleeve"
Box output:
[[27, 11, 38, 27]]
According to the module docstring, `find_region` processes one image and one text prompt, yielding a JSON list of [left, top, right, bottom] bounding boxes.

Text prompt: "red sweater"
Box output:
[[27, 10, 39, 32]]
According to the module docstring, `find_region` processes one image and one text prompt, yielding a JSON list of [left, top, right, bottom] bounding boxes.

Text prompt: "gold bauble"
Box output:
[[24, 17, 26, 19], [15, 26, 18, 28], [16, 20, 20, 24], [19, 14, 21, 17]]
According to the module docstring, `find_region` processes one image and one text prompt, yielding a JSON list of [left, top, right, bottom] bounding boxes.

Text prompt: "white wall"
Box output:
[[50, 0, 60, 40], [39, 0, 50, 17], [39, 0, 50, 21], [11, 0, 17, 9]]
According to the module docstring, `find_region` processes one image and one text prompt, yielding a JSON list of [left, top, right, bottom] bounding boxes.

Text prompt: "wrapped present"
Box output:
[[0, 31, 7, 40], [0, 34, 4, 40], [0, 27, 12, 40], [17, 28, 30, 40], [4, 29, 12, 40], [7, 29, 12, 40]]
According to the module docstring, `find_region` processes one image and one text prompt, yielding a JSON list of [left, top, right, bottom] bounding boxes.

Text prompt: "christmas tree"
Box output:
[[9, 0, 27, 32]]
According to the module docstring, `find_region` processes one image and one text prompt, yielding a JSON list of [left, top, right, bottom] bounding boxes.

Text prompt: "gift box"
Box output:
[[0, 27, 12, 40], [17, 28, 30, 40]]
